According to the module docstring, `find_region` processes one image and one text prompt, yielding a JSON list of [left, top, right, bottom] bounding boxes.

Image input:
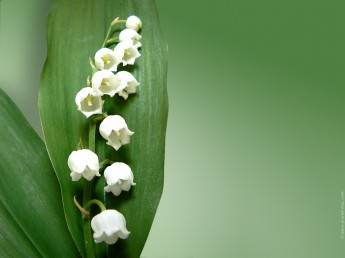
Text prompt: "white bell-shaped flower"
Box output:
[[95, 48, 122, 71], [75, 87, 104, 118], [92, 70, 123, 97], [119, 29, 142, 49], [99, 115, 134, 151], [68, 149, 100, 181], [91, 209, 130, 244], [126, 15, 142, 31], [104, 162, 136, 196], [114, 71, 140, 99], [114, 41, 140, 66]]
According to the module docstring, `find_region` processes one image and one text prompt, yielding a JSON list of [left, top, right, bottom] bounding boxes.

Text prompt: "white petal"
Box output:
[[86, 164, 100, 176], [67, 150, 100, 181], [114, 71, 139, 98], [82, 167, 97, 181], [68, 150, 87, 173], [104, 163, 135, 195], [91, 210, 130, 244], [81, 150, 99, 170], [119, 29, 141, 41], [70, 171, 82, 181], [103, 233, 119, 244], [99, 115, 133, 150], [115, 71, 137, 83], [126, 16, 142, 31], [99, 115, 128, 137], [118, 90, 129, 100], [105, 184, 122, 196], [92, 70, 123, 97], [120, 181, 132, 191], [95, 48, 121, 71], [75, 87, 103, 118], [119, 29, 142, 48], [107, 131, 122, 151], [113, 44, 125, 63], [104, 162, 133, 183], [104, 169, 120, 185], [75, 87, 90, 108], [126, 81, 139, 94], [114, 41, 140, 66], [119, 128, 134, 145]]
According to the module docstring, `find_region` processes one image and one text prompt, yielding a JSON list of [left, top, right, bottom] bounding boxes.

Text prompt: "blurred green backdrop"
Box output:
[[1, 0, 344, 257]]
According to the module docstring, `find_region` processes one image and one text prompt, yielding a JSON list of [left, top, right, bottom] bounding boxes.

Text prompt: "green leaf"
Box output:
[[0, 89, 80, 257], [39, 0, 168, 257], [0, 202, 40, 257]]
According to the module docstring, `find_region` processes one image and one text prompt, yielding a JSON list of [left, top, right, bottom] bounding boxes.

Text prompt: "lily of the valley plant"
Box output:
[[68, 15, 142, 256]]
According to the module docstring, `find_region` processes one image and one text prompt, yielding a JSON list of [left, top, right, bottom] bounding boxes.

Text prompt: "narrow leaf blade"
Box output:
[[0, 202, 41, 257], [0, 89, 79, 257]]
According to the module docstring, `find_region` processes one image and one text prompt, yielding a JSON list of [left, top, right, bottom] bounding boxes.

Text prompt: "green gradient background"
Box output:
[[1, 0, 344, 257]]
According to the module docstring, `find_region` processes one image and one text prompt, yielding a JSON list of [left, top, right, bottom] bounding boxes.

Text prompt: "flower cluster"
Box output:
[[76, 18, 141, 118], [68, 15, 142, 246]]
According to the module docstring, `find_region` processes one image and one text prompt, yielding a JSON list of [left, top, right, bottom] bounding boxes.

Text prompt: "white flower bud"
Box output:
[[91, 209, 130, 244], [104, 162, 136, 196], [95, 48, 122, 71], [114, 71, 139, 100], [126, 16, 142, 31], [75, 87, 104, 118], [68, 149, 100, 181], [114, 41, 140, 66], [99, 115, 134, 151], [92, 70, 123, 97], [119, 29, 142, 49]]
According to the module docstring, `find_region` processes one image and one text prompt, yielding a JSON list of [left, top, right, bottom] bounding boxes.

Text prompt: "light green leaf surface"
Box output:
[[0, 89, 79, 257], [39, 0, 168, 257]]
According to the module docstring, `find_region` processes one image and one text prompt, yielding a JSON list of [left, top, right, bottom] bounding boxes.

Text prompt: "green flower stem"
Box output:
[[93, 113, 108, 123], [82, 119, 97, 258], [111, 18, 126, 26], [102, 23, 114, 48], [102, 18, 126, 47], [82, 16, 125, 257], [105, 37, 119, 46], [115, 19, 126, 24], [84, 199, 106, 212], [77, 138, 84, 150], [100, 159, 114, 170], [89, 57, 97, 72]]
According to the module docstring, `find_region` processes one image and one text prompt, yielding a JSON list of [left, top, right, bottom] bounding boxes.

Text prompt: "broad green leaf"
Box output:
[[0, 89, 79, 257], [39, 0, 168, 257]]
